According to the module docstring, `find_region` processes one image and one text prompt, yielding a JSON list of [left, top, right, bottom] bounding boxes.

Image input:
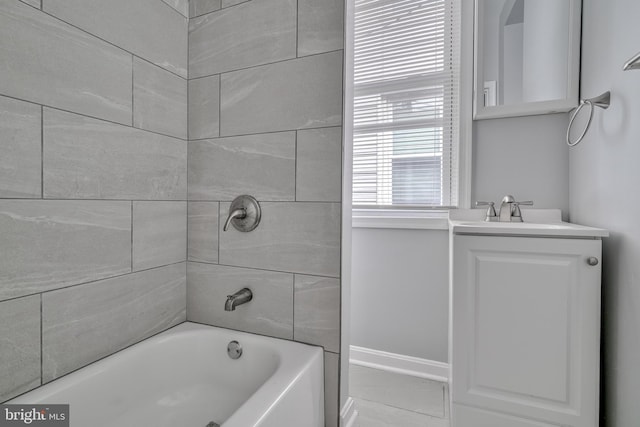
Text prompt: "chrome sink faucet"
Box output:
[[476, 195, 533, 222], [498, 195, 516, 222], [225, 288, 253, 311]]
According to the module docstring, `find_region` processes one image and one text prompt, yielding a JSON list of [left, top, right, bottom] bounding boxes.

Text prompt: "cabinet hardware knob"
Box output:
[[587, 257, 599, 266]]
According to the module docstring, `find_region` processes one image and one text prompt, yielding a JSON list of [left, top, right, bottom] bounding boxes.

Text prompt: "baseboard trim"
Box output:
[[350, 345, 449, 382], [340, 397, 358, 427]]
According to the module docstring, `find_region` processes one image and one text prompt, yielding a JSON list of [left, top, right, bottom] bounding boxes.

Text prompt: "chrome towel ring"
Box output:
[[566, 91, 610, 147]]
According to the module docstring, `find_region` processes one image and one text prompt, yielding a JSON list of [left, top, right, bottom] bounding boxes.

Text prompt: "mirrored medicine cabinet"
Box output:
[[473, 0, 582, 119]]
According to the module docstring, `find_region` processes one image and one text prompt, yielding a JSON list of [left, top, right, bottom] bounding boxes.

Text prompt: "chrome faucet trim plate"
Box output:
[[223, 195, 261, 232]]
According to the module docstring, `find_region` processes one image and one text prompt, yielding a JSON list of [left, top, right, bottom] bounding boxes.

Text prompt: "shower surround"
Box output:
[[0, 0, 344, 425]]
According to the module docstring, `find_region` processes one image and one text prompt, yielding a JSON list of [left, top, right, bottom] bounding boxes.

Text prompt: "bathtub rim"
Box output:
[[8, 321, 325, 426]]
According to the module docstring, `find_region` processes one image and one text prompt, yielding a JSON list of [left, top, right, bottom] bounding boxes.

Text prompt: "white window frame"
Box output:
[[350, 0, 473, 230]]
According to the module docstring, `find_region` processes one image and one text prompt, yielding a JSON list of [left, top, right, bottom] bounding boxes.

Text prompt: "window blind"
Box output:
[[353, 0, 461, 209]]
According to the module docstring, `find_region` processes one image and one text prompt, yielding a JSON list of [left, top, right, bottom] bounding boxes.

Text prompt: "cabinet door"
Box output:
[[451, 235, 601, 427]]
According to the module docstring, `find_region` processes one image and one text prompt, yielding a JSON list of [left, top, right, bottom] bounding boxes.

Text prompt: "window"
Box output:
[[352, 0, 462, 211]]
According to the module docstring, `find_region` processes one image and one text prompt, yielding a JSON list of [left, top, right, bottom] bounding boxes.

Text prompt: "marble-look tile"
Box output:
[[0, 200, 131, 301], [188, 75, 220, 140], [324, 351, 340, 427], [349, 365, 446, 417], [298, 0, 345, 56], [296, 127, 343, 202], [134, 58, 187, 139], [43, 109, 187, 200], [0, 295, 41, 402], [353, 398, 450, 427], [294, 275, 340, 353], [221, 0, 249, 7], [19, 0, 41, 9], [0, 96, 41, 198], [42, 263, 186, 382], [0, 1, 132, 125], [219, 202, 341, 277], [220, 51, 343, 136], [43, 0, 188, 78], [188, 132, 295, 201], [188, 202, 219, 264], [189, 0, 221, 17], [162, 0, 188, 17], [189, 0, 296, 78], [187, 263, 293, 339], [133, 201, 187, 271]]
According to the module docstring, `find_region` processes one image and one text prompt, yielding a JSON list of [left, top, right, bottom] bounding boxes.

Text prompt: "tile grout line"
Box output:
[[217, 202, 221, 264], [291, 273, 296, 340], [0, 262, 188, 305], [189, 124, 342, 142], [130, 201, 134, 272], [159, 0, 189, 19], [190, 0, 249, 19], [294, 131, 298, 201], [0, 92, 189, 142], [0, 198, 339, 204], [39, 293, 43, 385], [35, 8, 188, 80], [186, 8, 191, 269], [185, 202, 190, 263], [191, 48, 344, 81], [0, 90, 341, 142], [218, 74, 222, 137], [188, 259, 340, 280], [131, 54, 135, 126], [40, 105, 44, 199]]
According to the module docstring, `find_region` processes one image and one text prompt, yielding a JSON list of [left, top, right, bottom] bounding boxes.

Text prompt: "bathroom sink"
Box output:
[[449, 209, 609, 238]]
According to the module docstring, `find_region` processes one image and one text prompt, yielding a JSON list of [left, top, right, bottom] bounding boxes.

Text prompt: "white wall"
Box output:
[[570, 0, 640, 425], [473, 113, 570, 217], [351, 228, 449, 361], [351, 113, 570, 363]]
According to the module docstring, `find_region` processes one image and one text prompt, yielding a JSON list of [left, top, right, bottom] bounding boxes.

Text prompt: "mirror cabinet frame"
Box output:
[[473, 0, 582, 120]]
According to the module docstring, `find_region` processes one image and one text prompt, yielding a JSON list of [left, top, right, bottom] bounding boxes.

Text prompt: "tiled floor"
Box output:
[[350, 364, 450, 427]]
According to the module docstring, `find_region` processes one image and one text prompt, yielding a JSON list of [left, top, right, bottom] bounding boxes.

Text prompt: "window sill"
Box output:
[[352, 209, 450, 230]]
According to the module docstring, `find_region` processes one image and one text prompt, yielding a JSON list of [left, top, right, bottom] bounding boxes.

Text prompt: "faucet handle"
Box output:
[[511, 201, 534, 222], [476, 201, 497, 221]]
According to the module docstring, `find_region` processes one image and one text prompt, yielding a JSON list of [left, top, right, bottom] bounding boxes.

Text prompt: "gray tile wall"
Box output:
[[1, 3, 345, 424], [43, 0, 188, 78], [187, 1, 344, 425], [0, 97, 42, 198], [0, 296, 41, 402], [0, 0, 187, 402], [42, 263, 186, 382]]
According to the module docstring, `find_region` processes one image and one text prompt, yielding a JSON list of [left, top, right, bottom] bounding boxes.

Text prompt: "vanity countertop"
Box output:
[[449, 209, 609, 238]]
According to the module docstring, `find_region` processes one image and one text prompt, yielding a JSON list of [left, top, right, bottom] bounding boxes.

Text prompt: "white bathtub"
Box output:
[[9, 322, 325, 427]]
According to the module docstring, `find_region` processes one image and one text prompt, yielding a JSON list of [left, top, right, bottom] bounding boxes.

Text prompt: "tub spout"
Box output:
[[225, 288, 253, 311]]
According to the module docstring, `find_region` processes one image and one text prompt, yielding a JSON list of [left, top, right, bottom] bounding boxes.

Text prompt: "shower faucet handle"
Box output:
[[476, 201, 497, 222], [223, 195, 262, 232], [223, 208, 247, 232]]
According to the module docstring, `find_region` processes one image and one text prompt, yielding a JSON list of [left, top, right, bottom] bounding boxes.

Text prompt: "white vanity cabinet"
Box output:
[[450, 225, 606, 427]]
